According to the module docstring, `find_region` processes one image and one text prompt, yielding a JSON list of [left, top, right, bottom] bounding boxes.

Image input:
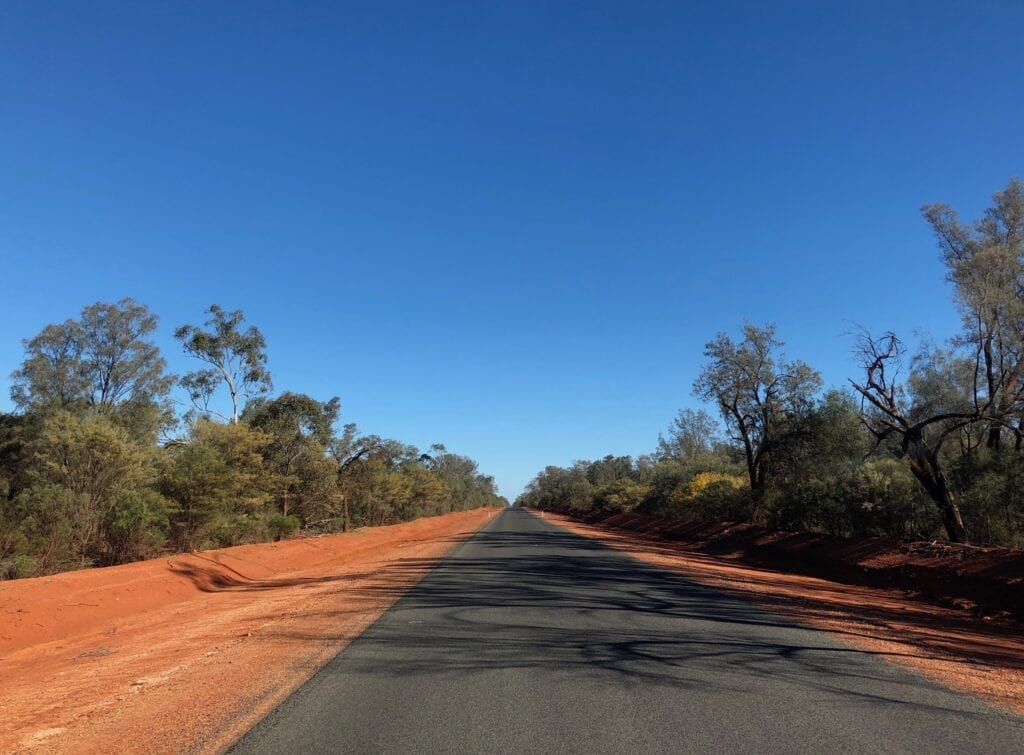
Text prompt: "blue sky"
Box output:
[[2, 1, 1022, 498]]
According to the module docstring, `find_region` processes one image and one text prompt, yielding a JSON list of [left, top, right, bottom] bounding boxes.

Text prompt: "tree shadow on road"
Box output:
[[229, 523, 1023, 726]]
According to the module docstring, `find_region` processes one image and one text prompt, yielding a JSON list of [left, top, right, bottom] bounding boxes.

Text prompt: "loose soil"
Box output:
[[545, 511, 1024, 716], [0, 509, 498, 754]]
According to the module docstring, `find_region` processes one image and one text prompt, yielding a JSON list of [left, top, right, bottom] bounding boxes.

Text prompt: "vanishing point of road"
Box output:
[[233, 509, 1023, 754]]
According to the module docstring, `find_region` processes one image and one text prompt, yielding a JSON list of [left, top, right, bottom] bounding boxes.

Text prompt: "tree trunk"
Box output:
[[931, 474, 967, 544], [749, 484, 767, 525], [906, 441, 967, 543], [735, 419, 762, 523]]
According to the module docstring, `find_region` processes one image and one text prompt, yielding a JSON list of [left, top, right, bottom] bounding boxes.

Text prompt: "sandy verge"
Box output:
[[544, 512, 1024, 716], [0, 508, 497, 754]]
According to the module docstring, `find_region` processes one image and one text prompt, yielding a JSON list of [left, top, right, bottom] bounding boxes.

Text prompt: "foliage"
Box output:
[[268, 513, 300, 541], [6, 484, 81, 573], [27, 411, 151, 507], [159, 420, 276, 550], [592, 477, 649, 514], [102, 490, 172, 564], [243, 392, 342, 520], [0, 301, 504, 581], [175, 305, 272, 424], [679, 471, 748, 502], [951, 450, 1024, 548], [694, 322, 822, 520], [923, 178, 1024, 451], [656, 408, 721, 462], [10, 298, 173, 440], [22, 411, 153, 566]]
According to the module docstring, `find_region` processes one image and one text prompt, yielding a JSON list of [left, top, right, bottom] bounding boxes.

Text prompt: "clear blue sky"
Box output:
[[2, 2, 1022, 498]]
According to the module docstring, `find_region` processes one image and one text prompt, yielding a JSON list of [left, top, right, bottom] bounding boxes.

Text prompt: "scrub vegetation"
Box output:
[[0, 304, 505, 579], [519, 180, 1024, 548]]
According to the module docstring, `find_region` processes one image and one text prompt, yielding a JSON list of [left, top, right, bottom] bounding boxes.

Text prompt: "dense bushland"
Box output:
[[518, 180, 1024, 548], [0, 303, 505, 579]]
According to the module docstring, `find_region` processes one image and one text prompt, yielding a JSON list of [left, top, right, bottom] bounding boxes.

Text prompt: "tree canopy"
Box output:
[[175, 305, 272, 424], [11, 298, 173, 440]]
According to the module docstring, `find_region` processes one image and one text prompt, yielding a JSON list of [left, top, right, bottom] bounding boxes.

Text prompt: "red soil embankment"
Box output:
[[573, 511, 1024, 621], [0, 508, 498, 754], [547, 510, 1024, 715]]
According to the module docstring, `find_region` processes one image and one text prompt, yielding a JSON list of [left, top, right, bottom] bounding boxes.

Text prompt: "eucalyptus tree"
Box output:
[[175, 305, 272, 424], [655, 408, 721, 462], [772, 389, 869, 487], [694, 322, 822, 519], [923, 178, 1024, 449], [243, 392, 341, 519], [329, 425, 388, 530]]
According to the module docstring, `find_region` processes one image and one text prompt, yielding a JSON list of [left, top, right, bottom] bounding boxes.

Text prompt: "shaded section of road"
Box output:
[[233, 509, 1024, 754]]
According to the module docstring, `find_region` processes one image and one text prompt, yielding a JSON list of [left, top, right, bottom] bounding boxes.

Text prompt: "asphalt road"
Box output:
[[232, 509, 1024, 754]]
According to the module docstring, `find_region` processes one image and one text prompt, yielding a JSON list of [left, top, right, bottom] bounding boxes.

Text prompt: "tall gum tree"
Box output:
[[175, 305, 272, 424], [923, 178, 1024, 450], [243, 392, 341, 518]]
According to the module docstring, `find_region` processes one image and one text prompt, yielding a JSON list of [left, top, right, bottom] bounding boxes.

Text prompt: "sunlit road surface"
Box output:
[[232, 509, 1023, 754]]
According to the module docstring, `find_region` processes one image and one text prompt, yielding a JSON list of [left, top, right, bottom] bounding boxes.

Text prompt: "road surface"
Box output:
[[233, 509, 1023, 753]]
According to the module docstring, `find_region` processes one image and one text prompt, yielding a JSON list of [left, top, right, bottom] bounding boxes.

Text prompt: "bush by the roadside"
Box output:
[[0, 300, 507, 580]]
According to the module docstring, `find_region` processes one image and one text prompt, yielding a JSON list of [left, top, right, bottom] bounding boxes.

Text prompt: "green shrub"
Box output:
[[688, 479, 752, 522], [0, 553, 37, 580], [213, 513, 271, 547], [13, 483, 82, 571], [268, 513, 300, 541], [102, 490, 172, 565], [592, 478, 649, 515], [956, 457, 1024, 548]]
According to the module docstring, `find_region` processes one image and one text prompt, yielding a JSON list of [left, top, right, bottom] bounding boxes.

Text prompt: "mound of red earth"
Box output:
[[572, 512, 1024, 622]]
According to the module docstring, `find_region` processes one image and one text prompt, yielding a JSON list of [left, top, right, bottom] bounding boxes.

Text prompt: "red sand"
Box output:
[[0, 508, 498, 753]]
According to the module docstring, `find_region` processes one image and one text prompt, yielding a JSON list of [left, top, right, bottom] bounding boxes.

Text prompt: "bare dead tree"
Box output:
[[849, 331, 978, 543]]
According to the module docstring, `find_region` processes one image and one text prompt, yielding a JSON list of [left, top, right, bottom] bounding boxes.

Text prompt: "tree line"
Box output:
[[0, 303, 505, 579], [518, 179, 1024, 548]]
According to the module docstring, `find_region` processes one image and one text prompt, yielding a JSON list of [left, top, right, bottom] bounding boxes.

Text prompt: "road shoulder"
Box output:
[[0, 509, 498, 754]]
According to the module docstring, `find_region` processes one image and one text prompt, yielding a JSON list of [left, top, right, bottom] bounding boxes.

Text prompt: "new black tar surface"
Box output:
[[232, 509, 1023, 754]]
